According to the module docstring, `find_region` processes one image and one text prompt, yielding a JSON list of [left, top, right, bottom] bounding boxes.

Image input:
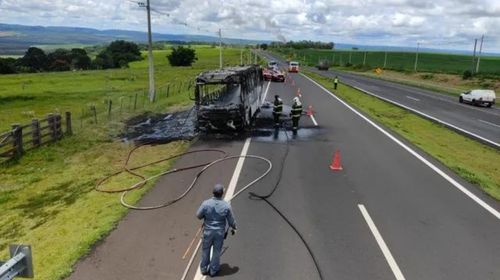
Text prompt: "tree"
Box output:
[[19, 47, 48, 72], [260, 43, 268, 50], [167, 46, 198, 66], [0, 58, 17, 74], [47, 49, 72, 71], [93, 40, 142, 69], [71, 48, 91, 70]]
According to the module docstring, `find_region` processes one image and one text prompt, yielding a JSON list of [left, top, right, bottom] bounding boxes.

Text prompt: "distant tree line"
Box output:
[[0, 40, 143, 74], [268, 40, 334, 49]]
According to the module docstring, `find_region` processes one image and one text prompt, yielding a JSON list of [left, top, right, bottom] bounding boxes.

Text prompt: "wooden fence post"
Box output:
[[134, 93, 138, 111], [12, 124, 23, 157], [56, 114, 63, 139], [47, 113, 57, 141], [65, 112, 72, 135], [91, 106, 97, 124], [31, 119, 41, 147], [107, 100, 112, 118]]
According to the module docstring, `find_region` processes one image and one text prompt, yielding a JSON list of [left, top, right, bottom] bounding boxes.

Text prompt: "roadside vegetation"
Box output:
[[304, 70, 500, 201], [277, 48, 500, 77], [0, 46, 242, 280]]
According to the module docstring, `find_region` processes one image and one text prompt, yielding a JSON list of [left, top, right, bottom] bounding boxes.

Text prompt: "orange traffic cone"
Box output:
[[330, 150, 343, 171], [306, 105, 313, 116]]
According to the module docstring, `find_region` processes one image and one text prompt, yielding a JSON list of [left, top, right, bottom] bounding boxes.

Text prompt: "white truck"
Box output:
[[459, 89, 496, 107]]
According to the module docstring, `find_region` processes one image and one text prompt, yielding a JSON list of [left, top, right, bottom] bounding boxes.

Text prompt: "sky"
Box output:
[[1, 0, 499, 52]]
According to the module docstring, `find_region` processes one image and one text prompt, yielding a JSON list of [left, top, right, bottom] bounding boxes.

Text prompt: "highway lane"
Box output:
[[184, 69, 500, 279], [68, 67, 500, 280], [261, 51, 500, 148]]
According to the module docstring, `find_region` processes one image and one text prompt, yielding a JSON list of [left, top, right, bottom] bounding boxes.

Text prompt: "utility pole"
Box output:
[[383, 51, 387, 68], [476, 35, 484, 73], [219, 28, 223, 69], [471, 38, 478, 74], [414, 42, 420, 72], [240, 48, 243, 65], [146, 0, 155, 102], [363, 51, 367, 65]]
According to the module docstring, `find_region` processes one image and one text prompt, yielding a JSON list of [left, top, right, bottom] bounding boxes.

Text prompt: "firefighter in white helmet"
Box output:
[[290, 97, 303, 134]]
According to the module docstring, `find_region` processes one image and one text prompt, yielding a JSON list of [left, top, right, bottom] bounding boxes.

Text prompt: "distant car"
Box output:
[[263, 68, 272, 81], [317, 60, 330, 71], [268, 60, 278, 69], [459, 89, 496, 107], [288, 61, 299, 73], [271, 70, 285, 82]]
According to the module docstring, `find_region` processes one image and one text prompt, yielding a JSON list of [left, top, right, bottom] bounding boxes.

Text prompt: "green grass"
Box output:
[[277, 48, 500, 76], [304, 69, 500, 200], [0, 46, 242, 280], [0, 47, 243, 131]]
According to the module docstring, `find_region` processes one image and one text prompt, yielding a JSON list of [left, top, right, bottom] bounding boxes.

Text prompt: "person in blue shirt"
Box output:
[[196, 184, 237, 277]]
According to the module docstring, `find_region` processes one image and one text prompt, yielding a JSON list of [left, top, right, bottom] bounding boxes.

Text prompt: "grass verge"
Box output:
[[0, 46, 242, 280], [304, 69, 500, 200]]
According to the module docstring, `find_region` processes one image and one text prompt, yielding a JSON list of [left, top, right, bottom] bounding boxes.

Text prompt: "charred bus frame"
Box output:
[[195, 66, 264, 131]]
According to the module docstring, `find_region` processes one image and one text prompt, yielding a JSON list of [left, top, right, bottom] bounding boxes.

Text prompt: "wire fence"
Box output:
[[278, 49, 500, 76]]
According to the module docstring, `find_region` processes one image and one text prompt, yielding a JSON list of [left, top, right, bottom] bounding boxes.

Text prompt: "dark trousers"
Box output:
[[292, 117, 300, 131], [273, 113, 280, 126], [334, 82, 338, 90]]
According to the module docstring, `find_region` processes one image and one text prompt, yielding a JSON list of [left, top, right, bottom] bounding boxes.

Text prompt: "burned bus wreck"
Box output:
[[195, 65, 264, 131]]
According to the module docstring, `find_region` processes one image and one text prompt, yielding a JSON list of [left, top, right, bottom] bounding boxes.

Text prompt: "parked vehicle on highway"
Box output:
[[263, 68, 272, 81], [195, 65, 264, 131], [459, 89, 496, 107], [317, 59, 330, 70], [288, 61, 299, 73], [268, 60, 278, 69], [271, 69, 285, 82]]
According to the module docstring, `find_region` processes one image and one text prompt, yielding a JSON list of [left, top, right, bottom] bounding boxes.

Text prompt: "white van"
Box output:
[[459, 89, 496, 107]]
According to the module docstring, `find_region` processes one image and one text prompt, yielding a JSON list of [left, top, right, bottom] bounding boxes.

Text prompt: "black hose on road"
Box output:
[[248, 122, 324, 280]]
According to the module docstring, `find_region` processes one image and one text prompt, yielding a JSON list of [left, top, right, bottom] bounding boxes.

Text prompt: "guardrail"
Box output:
[[0, 244, 34, 280], [0, 112, 72, 161]]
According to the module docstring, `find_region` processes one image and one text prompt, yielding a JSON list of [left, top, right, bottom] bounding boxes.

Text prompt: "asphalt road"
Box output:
[[69, 66, 500, 280], [261, 51, 500, 148]]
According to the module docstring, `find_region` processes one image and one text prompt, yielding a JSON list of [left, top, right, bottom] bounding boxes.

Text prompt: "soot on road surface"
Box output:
[[122, 109, 198, 144], [121, 103, 321, 144]]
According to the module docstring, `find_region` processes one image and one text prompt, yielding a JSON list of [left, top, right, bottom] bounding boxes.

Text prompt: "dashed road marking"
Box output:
[[358, 204, 406, 280], [310, 114, 318, 126], [406, 96, 420, 102], [302, 73, 500, 220]]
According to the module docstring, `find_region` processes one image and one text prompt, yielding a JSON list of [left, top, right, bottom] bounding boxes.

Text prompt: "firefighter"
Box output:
[[290, 97, 303, 133], [273, 95, 283, 127], [333, 76, 339, 90]]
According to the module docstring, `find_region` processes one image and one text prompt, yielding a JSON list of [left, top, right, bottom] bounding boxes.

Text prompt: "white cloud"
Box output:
[[0, 0, 498, 51]]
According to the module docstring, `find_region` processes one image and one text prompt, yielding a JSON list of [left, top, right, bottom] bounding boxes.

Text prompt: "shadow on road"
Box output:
[[214, 264, 239, 277]]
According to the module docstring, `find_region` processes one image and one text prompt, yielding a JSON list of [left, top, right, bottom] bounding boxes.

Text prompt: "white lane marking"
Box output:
[[183, 138, 252, 280], [349, 85, 499, 148], [406, 96, 420, 102], [225, 138, 252, 200], [301, 73, 500, 220], [309, 70, 500, 148], [479, 119, 500, 129], [262, 81, 271, 103], [358, 204, 406, 280], [310, 114, 319, 126]]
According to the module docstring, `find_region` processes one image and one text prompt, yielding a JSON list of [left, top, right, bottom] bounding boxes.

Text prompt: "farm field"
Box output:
[[0, 46, 244, 280], [275, 48, 500, 76]]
